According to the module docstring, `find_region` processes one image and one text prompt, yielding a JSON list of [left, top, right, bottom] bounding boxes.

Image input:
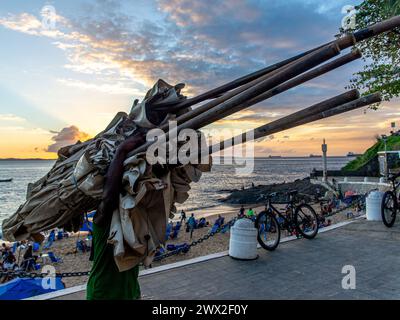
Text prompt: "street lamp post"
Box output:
[[382, 134, 388, 152], [322, 138, 328, 182]]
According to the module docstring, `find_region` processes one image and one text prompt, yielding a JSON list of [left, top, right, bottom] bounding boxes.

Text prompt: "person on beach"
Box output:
[[166, 221, 173, 240], [1, 243, 8, 258], [86, 132, 145, 300], [187, 214, 196, 239], [246, 208, 255, 219], [215, 215, 224, 227], [239, 205, 245, 218], [197, 217, 206, 228], [180, 210, 187, 224], [170, 222, 181, 240], [2, 251, 16, 270], [20, 245, 36, 271]]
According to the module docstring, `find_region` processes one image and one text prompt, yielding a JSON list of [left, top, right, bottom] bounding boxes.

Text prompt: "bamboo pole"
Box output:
[[291, 93, 382, 126], [352, 15, 400, 42], [166, 49, 360, 132], [201, 49, 362, 128], [153, 45, 326, 111], [159, 44, 321, 128], [212, 92, 382, 154], [178, 44, 340, 131], [210, 89, 360, 153]]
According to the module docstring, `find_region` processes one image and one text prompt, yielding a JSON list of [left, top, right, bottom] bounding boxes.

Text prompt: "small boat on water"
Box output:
[[0, 178, 13, 183]]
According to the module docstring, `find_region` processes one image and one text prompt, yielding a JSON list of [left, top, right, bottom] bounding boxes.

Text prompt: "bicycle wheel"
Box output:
[[381, 191, 397, 228], [255, 211, 280, 251], [294, 204, 319, 239]]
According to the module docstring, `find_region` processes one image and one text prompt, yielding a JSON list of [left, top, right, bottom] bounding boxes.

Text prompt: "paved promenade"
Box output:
[[51, 218, 400, 300]]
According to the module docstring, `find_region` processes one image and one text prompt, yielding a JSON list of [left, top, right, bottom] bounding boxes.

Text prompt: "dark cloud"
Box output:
[[47, 125, 90, 153], [62, 0, 356, 97]]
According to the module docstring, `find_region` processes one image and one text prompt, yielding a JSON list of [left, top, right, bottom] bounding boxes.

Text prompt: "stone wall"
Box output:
[[338, 180, 390, 195]]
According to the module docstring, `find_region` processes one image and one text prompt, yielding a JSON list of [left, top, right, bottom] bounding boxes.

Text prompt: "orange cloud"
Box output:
[[47, 126, 90, 153]]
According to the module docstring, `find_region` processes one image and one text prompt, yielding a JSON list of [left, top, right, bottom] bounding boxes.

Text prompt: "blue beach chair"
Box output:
[[32, 242, 40, 252], [155, 247, 166, 257], [47, 252, 62, 264], [170, 222, 182, 240], [165, 222, 173, 241], [221, 224, 230, 234], [43, 239, 53, 250], [210, 223, 219, 234]]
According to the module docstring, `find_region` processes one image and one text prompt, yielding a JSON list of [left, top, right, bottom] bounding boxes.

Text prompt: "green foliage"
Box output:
[[343, 134, 400, 171], [344, 0, 400, 104]]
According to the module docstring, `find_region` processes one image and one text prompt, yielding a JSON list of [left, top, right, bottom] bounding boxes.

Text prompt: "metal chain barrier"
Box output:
[[0, 270, 90, 279], [153, 218, 237, 262]]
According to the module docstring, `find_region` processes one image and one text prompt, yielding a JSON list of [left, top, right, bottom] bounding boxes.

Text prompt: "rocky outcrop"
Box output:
[[221, 178, 328, 204]]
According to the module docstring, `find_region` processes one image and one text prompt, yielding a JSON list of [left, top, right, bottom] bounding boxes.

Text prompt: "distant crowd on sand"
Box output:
[[0, 227, 93, 285], [166, 206, 257, 240]]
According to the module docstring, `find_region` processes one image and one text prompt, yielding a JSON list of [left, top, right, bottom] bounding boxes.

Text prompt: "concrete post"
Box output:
[[322, 138, 328, 182]]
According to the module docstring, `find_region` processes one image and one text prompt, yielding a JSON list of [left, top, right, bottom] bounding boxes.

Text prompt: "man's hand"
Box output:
[[117, 131, 146, 155], [96, 129, 146, 226]]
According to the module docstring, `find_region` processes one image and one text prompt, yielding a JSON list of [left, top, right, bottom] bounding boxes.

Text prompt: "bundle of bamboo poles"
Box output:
[[129, 16, 400, 157]]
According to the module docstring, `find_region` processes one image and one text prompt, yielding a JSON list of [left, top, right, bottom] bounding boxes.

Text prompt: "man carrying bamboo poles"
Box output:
[[86, 132, 146, 300]]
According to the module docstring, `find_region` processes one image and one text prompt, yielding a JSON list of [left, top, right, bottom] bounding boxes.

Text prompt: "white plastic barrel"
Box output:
[[366, 191, 384, 221], [229, 218, 258, 260]]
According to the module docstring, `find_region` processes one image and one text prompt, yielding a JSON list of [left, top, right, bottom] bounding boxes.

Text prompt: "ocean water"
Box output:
[[0, 157, 353, 227]]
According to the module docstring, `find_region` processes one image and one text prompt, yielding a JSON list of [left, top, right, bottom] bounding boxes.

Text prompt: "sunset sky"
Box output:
[[0, 0, 398, 158]]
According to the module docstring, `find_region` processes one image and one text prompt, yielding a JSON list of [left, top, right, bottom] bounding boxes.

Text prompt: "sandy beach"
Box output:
[[7, 201, 361, 289]]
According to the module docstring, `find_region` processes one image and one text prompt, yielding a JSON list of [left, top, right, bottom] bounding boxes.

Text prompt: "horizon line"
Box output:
[[0, 155, 356, 161]]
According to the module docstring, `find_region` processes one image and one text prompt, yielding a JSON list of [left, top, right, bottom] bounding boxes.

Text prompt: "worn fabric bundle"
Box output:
[[2, 79, 211, 271]]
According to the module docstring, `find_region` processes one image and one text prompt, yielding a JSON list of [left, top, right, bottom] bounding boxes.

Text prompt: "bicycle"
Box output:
[[381, 172, 400, 227], [255, 190, 319, 251]]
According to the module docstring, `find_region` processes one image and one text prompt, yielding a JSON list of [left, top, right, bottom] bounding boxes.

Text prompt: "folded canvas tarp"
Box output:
[[2, 79, 211, 271]]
